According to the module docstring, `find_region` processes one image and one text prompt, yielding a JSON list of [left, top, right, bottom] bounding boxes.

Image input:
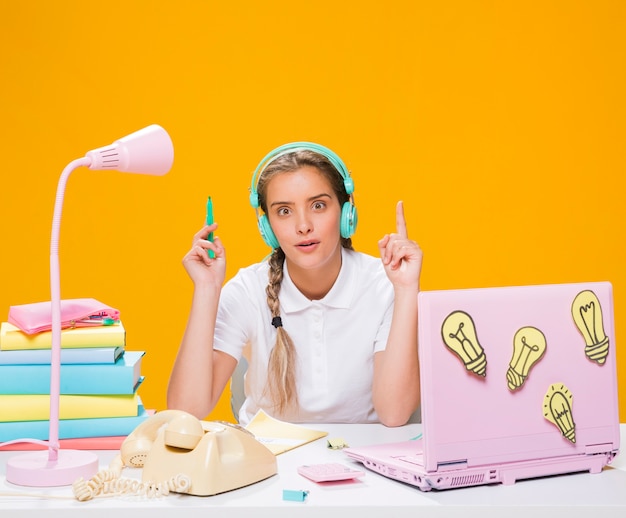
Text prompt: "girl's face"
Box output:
[[265, 166, 343, 273]]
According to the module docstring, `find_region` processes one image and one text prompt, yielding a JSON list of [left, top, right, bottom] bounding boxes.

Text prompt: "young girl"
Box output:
[[167, 142, 422, 427]]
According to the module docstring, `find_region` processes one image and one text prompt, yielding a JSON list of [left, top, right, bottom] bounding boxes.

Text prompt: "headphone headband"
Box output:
[[249, 142, 353, 209]]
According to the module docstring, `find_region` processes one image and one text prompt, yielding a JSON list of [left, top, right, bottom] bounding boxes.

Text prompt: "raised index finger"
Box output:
[[396, 200, 408, 238]]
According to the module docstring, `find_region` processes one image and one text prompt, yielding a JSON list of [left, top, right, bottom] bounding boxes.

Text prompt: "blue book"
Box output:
[[0, 351, 144, 395], [0, 346, 124, 365], [0, 402, 150, 442]]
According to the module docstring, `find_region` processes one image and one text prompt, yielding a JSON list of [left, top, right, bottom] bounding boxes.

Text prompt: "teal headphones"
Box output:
[[249, 142, 358, 249]]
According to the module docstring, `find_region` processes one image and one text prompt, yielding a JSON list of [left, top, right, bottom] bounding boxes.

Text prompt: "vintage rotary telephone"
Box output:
[[73, 409, 277, 500]]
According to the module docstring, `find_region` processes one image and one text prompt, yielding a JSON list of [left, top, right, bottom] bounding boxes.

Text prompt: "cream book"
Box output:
[[0, 321, 126, 350], [245, 410, 328, 455]]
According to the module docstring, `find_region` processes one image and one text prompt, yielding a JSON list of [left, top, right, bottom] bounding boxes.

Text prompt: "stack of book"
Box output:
[[0, 319, 150, 449]]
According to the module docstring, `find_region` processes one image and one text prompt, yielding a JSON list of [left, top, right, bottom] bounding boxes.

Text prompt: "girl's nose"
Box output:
[[296, 213, 313, 234]]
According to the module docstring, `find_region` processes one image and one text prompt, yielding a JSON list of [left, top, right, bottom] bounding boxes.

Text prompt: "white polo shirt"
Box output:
[[214, 248, 395, 425]]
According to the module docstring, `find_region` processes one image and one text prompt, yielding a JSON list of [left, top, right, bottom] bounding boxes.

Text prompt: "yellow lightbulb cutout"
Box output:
[[543, 383, 576, 443], [571, 290, 609, 365], [506, 327, 547, 391], [441, 311, 487, 377]]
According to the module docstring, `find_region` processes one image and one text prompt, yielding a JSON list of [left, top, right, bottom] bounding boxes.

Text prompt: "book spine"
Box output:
[[0, 393, 140, 422], [0, 351, 144, 395], [0, 346, 124, 365], [0, 436, 127, 450], [0, 321, 126, 351], [0, 405, 150, 442]]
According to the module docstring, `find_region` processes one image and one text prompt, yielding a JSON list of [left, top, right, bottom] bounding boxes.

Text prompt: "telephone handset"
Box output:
[[121, 409, 203, 468], [73, 410, 277, 500]]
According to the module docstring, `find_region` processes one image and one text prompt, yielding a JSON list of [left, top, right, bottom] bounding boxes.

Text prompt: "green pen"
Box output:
[[206, 195, 215, 259]]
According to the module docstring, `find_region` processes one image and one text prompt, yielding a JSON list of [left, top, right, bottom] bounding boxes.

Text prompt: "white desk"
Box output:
[[1, 423, 625, 518]]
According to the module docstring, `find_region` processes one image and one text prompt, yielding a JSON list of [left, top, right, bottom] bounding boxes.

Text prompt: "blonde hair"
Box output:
[[256, 149, 354, 414]]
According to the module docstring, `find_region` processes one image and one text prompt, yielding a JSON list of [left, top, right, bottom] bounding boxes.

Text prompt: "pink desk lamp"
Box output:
[[5, 124, 174, 487]]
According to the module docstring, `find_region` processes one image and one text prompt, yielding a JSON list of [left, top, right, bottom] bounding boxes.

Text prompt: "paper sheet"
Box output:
[[245, 410, 328, 455]]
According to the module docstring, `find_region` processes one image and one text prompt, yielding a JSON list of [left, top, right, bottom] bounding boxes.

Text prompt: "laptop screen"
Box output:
[[418, 282, 620, 473]]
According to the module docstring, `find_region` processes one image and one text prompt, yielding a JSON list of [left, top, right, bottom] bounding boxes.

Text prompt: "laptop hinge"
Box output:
[[437, 460, 468, 472], [585, 442, 614, 455]]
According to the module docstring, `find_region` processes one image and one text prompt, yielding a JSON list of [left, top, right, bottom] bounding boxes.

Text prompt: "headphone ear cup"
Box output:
[[340, 202, 358, 239], [258, 214, 280, 249]]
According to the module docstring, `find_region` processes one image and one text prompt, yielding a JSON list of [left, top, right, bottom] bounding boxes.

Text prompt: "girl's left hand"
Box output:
[[377, 201, 423, 291]]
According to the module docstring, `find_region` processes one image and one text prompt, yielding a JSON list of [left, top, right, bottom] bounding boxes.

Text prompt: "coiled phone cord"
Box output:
[[72, 455, 192, 501]]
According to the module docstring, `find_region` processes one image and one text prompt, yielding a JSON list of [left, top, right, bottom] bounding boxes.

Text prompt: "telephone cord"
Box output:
[[0, 472, 191, 501], [0, 453, 190, 501], [72, 469, 192, 501]]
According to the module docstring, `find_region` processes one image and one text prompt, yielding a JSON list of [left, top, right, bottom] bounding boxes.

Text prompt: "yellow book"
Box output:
[[0, 392, 140, 422], [0, 321, 126, 351]]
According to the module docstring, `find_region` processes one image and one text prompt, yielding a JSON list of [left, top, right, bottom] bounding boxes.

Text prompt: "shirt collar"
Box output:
[[281, 248, 356, 313]]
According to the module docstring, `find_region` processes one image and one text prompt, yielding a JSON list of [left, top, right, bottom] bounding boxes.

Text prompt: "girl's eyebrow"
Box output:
[[269, 193, 332, 208]]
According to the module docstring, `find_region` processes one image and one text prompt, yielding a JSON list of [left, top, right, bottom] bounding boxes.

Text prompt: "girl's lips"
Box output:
[[295, 240, 320, 253]]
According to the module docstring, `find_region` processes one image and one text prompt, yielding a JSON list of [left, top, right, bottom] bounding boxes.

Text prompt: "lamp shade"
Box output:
[[85, 124, 174, 175]]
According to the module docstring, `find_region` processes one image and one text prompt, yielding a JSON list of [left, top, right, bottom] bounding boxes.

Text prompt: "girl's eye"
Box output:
[[277, 207, 291, 216], [313, 201, 326, 210]]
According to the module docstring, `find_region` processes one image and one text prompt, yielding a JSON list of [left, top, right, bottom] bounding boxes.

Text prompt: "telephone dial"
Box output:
[[73, 409, 277, 500]]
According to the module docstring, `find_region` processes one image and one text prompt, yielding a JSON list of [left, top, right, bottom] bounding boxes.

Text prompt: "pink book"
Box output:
[[0, 436, 126, 451]]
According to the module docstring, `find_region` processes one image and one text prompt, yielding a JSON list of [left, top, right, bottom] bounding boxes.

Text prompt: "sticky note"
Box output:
[[327, 437, 349, 449], [283, 489, 309, 502]]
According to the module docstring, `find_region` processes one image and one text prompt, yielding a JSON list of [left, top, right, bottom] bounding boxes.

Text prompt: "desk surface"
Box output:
[[1, 423, 625, 518]]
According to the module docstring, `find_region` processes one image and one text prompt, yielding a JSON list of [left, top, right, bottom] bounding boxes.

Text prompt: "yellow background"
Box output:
[[1, 2, 624, 422]]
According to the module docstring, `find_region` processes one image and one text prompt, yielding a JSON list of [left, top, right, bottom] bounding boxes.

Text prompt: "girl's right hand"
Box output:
[[182, 223, 226, 288]]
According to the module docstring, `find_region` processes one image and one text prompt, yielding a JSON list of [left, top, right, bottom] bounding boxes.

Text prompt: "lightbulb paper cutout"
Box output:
[[571, 290, 609, 365], [441, 311, 487, 377], [507, 327, 547, 391], [543, 383, 576, 444]]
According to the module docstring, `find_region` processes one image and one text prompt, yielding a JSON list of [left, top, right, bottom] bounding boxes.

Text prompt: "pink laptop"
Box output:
[[345, 282, 620, 490]]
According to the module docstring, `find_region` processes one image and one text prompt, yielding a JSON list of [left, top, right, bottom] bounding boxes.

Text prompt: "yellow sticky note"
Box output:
[[327, 437, 349, 449]]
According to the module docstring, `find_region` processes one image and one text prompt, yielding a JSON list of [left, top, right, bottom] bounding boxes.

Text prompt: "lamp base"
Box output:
[[6, 449, 99, 487]]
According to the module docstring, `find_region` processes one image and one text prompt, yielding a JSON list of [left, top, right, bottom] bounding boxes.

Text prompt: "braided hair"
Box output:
[[256, 149, 354, 414]]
